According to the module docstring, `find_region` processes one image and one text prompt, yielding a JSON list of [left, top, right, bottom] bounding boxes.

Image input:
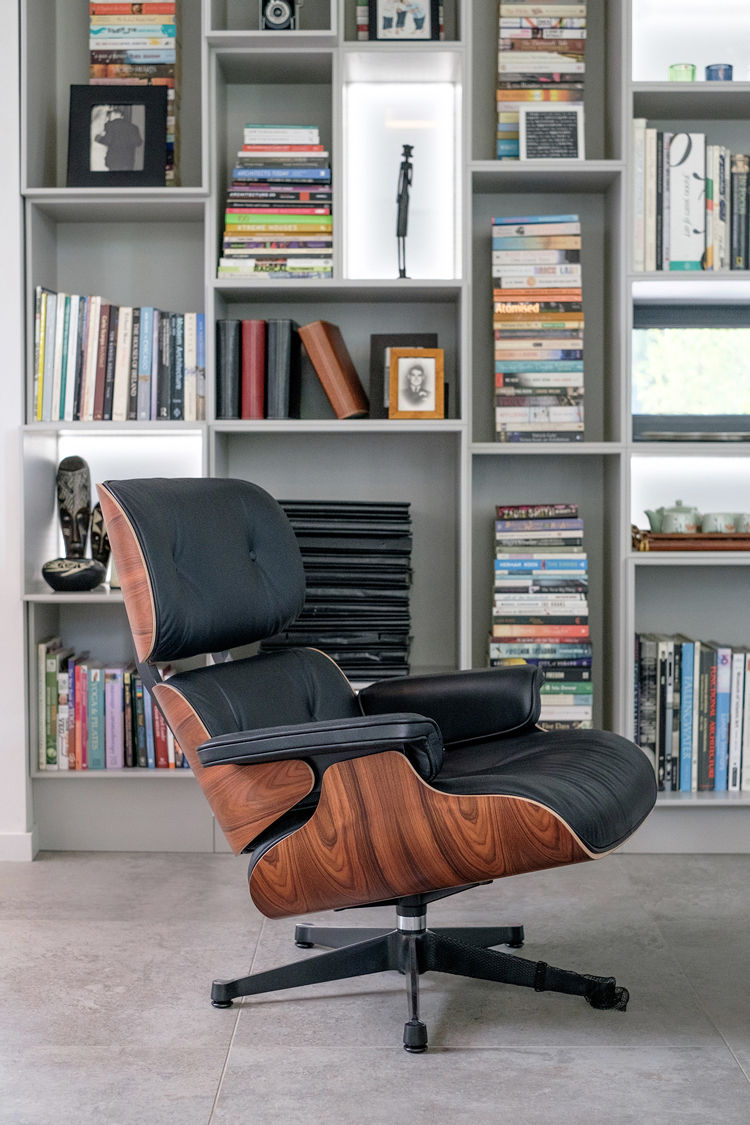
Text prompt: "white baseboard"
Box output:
[[0, 827, 39, 861]]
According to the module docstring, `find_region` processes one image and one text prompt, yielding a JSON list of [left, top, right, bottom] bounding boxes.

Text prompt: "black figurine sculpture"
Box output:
[[41, 456, 107, 592], [396, 143, 414, 278]]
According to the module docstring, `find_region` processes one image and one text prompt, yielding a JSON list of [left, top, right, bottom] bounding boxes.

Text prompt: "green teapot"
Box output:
[[644, 500, 701, 534]]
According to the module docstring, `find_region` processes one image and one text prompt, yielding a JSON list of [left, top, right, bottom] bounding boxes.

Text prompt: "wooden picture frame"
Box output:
[[388, 347, 444, 419], [368, 0, 440, 41], [518, 104, 585, 161], [66, 84, 168, 188]]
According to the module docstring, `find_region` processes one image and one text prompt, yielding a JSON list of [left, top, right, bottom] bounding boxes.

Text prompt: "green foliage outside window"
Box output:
[[632, 328, 750, 414]]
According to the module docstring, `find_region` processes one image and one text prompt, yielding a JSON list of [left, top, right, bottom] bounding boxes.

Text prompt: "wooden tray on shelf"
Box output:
[[632, 526, 750, 552]]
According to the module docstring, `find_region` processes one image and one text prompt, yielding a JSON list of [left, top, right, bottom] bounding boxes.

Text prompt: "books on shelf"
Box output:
[[488, 502, 592, 730], [215, 318, 370, 420], [492, 213, 584, 442], [496, 1, 587, 161], [260, 500, 413, 682], [217, 122, 333, 280], [632, 121, 750, 272], [88, 0, 180, 184], [31, 286, 204, 423], [634, 633, 750, 792], [36, 650, 187, 771]]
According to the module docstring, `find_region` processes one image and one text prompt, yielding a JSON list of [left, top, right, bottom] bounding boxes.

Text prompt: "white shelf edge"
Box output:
[[628, 551, 750, 566], [213, 419, 467, 434], [471, 442, 622, 456], [655, 790, 750, 807], [24, 589, 124, 604], [31, 769, 194, 779], [629, 442, 750, 457]]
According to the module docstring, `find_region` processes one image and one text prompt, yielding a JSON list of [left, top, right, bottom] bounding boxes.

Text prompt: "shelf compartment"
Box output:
[[471, 184, 624, 445], [211, 290, 463, 421], [23, 189, 208, 224], [471, 453, 622, 729], [632, 82, 750, 120], [23, 428, 205, 593], [632, 0, 750, 84], [633, 563, 750, 649], [471, 162, 624, 195], [211, 428, 463, 674], [209, 0, 336, 40], [21, 0, 204, 189], [470, 0, 624, 162]]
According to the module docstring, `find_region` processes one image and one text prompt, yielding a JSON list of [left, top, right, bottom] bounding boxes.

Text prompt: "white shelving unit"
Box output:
[[17, 0, 750, 853]]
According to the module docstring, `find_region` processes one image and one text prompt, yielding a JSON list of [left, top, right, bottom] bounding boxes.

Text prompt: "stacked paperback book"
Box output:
[[635, 634, 750, 793], [89, 0, 180, 184], [496, 0, 587, 160], [260, 501, 412, 682], [32, 286, 205, 422], [633, 122, 750, 271], [37, 637, 188, 771], [490, 502, 592, 730], [218, 123, 333, 280], [493, 213, 584, 442]]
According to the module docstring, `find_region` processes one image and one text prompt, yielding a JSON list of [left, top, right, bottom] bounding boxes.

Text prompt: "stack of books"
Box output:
[[496, 0, 587, 160], [36, 637, 188, 771], [493, 213, 584, 442], [635, 634, 750, 793], [32, 286, 205, 422], [89, 0, 180, 184], [489, 502, 592, 731], [633, 122, 750, 271], [260, 501, 412, 682], [217, 123, 333, 280]]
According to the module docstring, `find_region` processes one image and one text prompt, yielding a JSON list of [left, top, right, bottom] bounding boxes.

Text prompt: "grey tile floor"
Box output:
[[1, 851, 748, 1124]]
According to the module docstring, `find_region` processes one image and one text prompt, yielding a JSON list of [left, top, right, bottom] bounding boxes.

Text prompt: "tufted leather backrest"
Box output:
[[98, 478, 307, 662]]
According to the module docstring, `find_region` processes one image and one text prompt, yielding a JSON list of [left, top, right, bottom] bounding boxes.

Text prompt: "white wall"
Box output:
[[0, 2, 35, 859]]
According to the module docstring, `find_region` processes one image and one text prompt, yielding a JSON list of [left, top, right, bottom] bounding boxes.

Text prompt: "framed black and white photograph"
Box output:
[[368, 0, 440, 41], [518, 104, 585, 161], [389, 347, 444, 419], [66, 84, 168, 188]]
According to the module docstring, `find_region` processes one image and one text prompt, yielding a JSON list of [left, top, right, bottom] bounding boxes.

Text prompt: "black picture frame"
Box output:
[[66, 84, 168, 188], [368, 0, 440, 41]]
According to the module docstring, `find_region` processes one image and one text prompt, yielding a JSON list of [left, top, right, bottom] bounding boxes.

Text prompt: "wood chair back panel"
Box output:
[[250, 751, 592, 918], [153, 684, 315, 855]]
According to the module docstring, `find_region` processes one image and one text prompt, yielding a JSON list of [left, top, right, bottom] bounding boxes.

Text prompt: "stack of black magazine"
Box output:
[[260, 500, 412, 682]]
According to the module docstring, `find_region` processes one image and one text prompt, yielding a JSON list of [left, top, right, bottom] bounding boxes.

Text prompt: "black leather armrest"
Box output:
[[358, 665, 544, 747], [197, 712, 444, 782]]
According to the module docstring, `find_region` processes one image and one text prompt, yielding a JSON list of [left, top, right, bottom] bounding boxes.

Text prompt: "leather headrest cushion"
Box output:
[[100, 478, 306, 661]]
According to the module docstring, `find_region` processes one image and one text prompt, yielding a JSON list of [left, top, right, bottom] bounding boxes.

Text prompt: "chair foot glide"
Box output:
[[403, 1018, 428, 1053]]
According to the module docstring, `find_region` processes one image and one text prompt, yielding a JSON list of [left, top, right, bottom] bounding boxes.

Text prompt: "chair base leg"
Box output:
[[210, 910, 628, 1049]]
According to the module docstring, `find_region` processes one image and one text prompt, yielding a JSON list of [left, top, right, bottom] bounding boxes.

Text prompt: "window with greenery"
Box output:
[[632, 307, 750, 416]]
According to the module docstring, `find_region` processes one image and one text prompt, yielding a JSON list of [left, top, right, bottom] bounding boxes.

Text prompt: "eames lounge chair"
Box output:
[[98, 476, 657, 1052]]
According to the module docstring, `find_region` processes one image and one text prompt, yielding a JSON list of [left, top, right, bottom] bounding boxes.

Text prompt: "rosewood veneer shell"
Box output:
[[250, 750, 594, 918]]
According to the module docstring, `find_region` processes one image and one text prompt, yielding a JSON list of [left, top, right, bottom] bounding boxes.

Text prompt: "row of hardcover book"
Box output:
[[489, 502, 592, 731], [496, 0, 587, 161], [218, 123, 332, 280], [89, 0, 181, 184], [492, 213, 584, 442], [635, 633, 750, 793], [37, 636, 188, 771], [216, 317, 369, 421], [32, 287, 205, 423], [633, 122, 750, 272]]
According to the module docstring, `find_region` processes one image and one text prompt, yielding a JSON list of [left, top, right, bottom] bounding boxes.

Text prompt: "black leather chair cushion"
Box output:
[[433, 728, 657, 854], [164, 648, 360, 736], [104, 478, 307, 661], [359, 665, 543, 745]]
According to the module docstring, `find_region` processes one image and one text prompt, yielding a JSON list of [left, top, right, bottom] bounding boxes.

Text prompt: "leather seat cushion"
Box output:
[[433, 728, 657, 854]]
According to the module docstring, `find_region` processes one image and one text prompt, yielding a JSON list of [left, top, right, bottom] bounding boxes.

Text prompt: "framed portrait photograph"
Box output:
[[388, 347, 444, 419], [368, 0, 440, 41], [66, 84, 168, 188], [518, 104, 585, 161]]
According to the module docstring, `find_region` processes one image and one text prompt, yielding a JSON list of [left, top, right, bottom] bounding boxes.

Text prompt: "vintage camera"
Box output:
[[260, 0, 298, 30]]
